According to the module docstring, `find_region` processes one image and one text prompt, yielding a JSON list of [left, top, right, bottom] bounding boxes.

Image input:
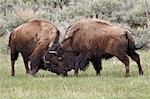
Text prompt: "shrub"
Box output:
[[0, 0, 149, 52]]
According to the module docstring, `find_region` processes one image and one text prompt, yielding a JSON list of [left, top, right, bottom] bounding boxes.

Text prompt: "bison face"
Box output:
[[43, 51, 66, 76], [43, 43, 79, 76]]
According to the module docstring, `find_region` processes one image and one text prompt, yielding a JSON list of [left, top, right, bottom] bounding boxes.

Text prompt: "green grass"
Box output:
[[0, 37, 150, 99]]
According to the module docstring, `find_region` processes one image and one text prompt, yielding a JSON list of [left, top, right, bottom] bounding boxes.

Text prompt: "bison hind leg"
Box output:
[[21, 53, 30, 74], [10, 50, 19, 76], [127, 50, 143, 75], [116, 54, 130, 77]]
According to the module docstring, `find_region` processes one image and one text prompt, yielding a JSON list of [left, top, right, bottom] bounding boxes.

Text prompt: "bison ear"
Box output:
[[48, 50, 58, 55]]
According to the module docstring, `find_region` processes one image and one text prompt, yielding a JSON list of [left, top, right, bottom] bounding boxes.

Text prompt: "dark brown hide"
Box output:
[[9, 19, 60, 76], [45, 19, 144, 77]]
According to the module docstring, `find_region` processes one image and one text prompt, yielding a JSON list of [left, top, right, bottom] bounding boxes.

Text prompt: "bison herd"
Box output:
[[8, 19, 144, 77]]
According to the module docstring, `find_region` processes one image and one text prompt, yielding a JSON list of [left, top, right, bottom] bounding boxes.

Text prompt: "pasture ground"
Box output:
[[0, 36, 150, 99]]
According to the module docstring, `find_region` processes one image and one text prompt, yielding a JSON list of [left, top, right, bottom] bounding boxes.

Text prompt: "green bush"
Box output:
[[132, 27, 150, 49], [0, 0, 149, 52]]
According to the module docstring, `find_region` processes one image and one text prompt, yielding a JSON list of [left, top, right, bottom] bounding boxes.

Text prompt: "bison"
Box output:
[[43, 19, 144, 77], [9, 19, 66, 76]]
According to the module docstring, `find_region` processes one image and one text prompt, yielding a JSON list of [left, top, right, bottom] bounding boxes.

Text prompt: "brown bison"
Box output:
[[43, 19, 144, 77], [9, 19, 66, 76]]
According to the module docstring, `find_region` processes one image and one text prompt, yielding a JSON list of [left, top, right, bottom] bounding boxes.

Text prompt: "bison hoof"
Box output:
[[61, 74, 68, 77], [28, 70, 36, 77], [96, 73, 101, 76], [60, 73, 68, 77], [139, 71, 144, 75], [29, 73, 36, 77], [125, 74, 130, 77], [11, 74, 15, 76], [26, 70, 30, 74], [74, 73, 78, 77]]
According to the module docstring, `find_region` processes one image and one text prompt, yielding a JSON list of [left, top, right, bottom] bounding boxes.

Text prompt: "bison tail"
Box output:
[[135, 45, 144, 50], [124, 31, 135, 50], [125, 31, 144, 50], [8, 32, 13, 47], [124, 31, 143, 50]]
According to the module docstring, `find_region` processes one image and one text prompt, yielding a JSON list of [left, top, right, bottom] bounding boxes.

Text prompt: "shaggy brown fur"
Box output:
[[9, 19, 60, 76], [44, 19, 143, 77]]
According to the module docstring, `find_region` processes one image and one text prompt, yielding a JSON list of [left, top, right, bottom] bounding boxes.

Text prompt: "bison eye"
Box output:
[[58, 56, 63, 61]]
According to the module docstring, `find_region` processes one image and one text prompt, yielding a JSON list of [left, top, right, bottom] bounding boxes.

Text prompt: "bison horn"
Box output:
[[43, 55, 50, 64], [48, 42, 54, 48], [48, 51, 58, 54]]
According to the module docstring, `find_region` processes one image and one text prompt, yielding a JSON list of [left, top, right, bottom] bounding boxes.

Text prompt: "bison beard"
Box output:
[[44, 19, 144, 77], [43, 51, 68, 76]]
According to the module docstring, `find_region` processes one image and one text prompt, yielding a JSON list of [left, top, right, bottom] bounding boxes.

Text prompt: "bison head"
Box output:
[[43, 43, 79, 76], [43, 43, 90, 76]]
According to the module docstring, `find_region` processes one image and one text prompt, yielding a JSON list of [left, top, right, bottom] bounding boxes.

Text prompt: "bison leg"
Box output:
[[10, 50, 19, 76], [60, 70, 68, 77], [29, 67, 39, 77], [24, 61, 29, 74], [91, 58, 102, 76], [127, 50, 143, 75], [21, 53, 30, 74], [74, 62, 79, 77], [74, 53, 88, 77], [30, 60, 40, 77], [29, 55, 41, 76], [74, 68, 78, 77], [74, 53, 83, 77], [117, 54, 130, 77], [11, 60, 15, 76], [29, 43, 48, 76]]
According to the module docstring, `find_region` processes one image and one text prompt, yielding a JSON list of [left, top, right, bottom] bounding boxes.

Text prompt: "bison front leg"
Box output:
[[61, 70, 68, 77], [91, 58, 102, 76], [29, 65, 39, 77], [29, 45, 47, 76], [29, 58, 41, 77], [74, 68, 79, 77], [74, 53, 88, 77]]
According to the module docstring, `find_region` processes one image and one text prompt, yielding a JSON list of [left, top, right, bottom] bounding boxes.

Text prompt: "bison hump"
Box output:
[[64, 26, 80, 40]]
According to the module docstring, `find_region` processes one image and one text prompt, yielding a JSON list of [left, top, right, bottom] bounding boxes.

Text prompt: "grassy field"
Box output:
[[0, 0, 149, 98], [0, 36, 150, 99]]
